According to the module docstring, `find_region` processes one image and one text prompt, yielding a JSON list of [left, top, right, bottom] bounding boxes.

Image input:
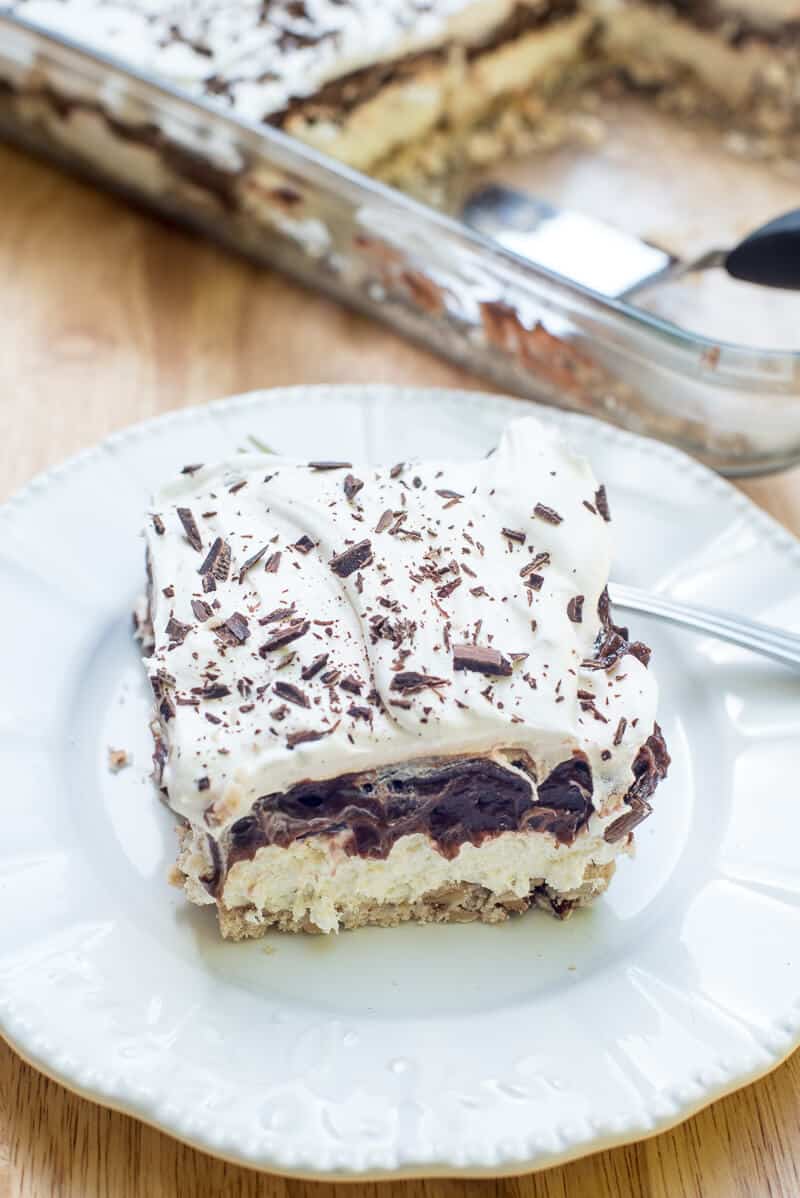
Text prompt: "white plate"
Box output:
[[2, 386, 799, 1180]]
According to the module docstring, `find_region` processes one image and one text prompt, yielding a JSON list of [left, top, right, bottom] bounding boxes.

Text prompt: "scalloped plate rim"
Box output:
[[1, 384, 799, 1180]]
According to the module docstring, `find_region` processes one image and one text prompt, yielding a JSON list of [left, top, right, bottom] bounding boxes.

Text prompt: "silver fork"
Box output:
[[609, 583, 800, 671]]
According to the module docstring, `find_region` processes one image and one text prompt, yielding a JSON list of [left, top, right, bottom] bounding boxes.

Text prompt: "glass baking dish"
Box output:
[[2, 10, 799, 477]]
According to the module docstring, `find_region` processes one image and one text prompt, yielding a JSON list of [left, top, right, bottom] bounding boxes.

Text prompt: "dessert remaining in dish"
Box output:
[[137, 418, 668, 937], [5, 0, 799, 195], [3, 0, 594, 190], [602, 2, 800, 143]]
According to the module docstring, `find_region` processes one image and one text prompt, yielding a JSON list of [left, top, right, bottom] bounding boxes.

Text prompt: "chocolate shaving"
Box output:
[[192, 683, 231, 700], [583, 591, 652, 671], [260, 619, 310, 653], [580, 699, 608, 723], [301, 653, 329, 680], [198, 537, 231, 581], [229, 479, 247, 494], [293, 535, 315, 554], [524, 573, 544, 592], [583, 501, 597, 515], [287, 722, 339, 750], [202, 575, 217, 594], [152, 514, 165, 536], [452, 644, 512, 677], [205, 712, 222, 725], [629, 643, 652, 667], [329, 539, 373, 578], [197, 776, 210, 791], [177, 508, 202, 552], [162, 586, 175, 599], [238, 544, 268, 583], [390, 671, 449, 694], [273, 680, 310, 708], [339, 675, 363, 695], [595, 485, 611, 522], [389, 463, 404, 478], [217, 612, 250, 645], [348, 704, 372, 722], [502, 528, 526, 544], [150, 671, 175, 700], [520, 554, 550, 578], [159, 695, 175, 722], [436, 489, 463, 500], [308, 460, 352, 470], [264, 551, 282, 574], [191, 599, 213, 622], [567, 595, 585, 623], [604, 797, 652, 843], [344, 474, 364, 500], [259, 605, 296, 625], [437, 577, 462, 599], [533, 503, 563, 525], [613, 716, 627, 746], [165, 616, 192, 646], [181, 464, 203, 475]]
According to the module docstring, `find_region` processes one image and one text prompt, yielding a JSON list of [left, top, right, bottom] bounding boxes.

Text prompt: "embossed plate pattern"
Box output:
[[1, 386, 799, 1179]]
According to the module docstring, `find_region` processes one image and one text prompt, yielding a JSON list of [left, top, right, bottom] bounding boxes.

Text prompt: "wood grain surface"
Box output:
[[1, 142, 799, 1198]]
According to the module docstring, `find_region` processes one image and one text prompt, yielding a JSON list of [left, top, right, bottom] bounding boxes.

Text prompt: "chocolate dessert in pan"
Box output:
[[3, 1, 800, 475]]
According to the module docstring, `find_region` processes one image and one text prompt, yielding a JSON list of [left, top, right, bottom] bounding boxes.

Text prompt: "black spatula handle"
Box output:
[[725, 209, 800, 290]]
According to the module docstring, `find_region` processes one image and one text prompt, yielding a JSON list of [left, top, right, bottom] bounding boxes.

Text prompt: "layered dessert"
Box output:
[[138, 417, 668, 937], [4, 0, 799, 196], [3, 0, 596, 190], [601, 2, 800, 141]]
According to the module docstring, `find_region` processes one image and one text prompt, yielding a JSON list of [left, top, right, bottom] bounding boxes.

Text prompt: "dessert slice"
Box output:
[[270, 1, 595, 181], [602, 1, 800, 143], [140, 417, 668, 938], [6, 0, 595, 189]]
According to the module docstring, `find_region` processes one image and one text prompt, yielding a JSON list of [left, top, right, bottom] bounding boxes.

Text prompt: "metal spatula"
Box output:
[[462, 184, 800, 302]]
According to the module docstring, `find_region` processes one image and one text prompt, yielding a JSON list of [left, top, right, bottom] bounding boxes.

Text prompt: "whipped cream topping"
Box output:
[[8, 0, 795, 129], [143, 417, 659, 835], [9, 0, 535, 121]]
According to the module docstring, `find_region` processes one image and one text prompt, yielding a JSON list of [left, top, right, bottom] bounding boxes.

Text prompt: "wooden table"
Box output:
[[1, 142, 799, 1198]]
